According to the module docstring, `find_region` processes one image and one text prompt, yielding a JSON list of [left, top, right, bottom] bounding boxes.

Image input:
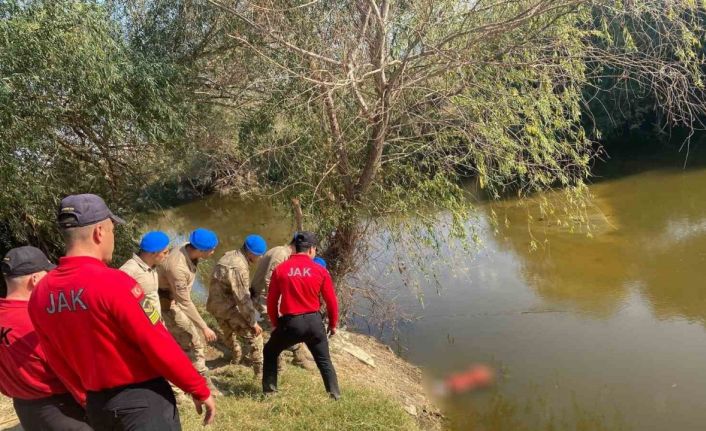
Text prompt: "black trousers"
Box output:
[[263, 312, 340, 398], [86, 377, 180, 431], [13, 393, 92, 431]]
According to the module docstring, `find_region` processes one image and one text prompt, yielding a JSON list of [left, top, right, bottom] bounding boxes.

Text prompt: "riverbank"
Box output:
[[0, 330, 441, 431]]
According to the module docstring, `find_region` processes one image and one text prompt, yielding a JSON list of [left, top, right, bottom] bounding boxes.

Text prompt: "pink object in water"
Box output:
[[433, 364, 495, 396]]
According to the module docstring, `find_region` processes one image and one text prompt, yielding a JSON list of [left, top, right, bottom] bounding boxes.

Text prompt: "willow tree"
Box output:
[[0, 0, 199, 261], [582, 3, 706, 145], [201, 0, 705, 284]]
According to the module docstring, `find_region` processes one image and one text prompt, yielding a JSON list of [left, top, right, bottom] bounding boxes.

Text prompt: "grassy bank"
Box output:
[[0, 368, 421, 431], [180, 365, 420, 431], [0, 331, 440, 431]]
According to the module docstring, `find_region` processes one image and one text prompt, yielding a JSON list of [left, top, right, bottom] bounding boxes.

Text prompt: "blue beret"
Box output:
[[313, 257, 327, 268], [140, 231, 170, 253], [189, 228, 219, 251], [244, 234, 267, 256]]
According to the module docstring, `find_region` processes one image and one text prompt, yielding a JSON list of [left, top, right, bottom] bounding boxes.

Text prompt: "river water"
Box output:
[[148, 161, 706, 431]]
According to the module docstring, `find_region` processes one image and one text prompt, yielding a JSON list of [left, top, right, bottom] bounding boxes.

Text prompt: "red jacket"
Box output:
[[28, 256, 210, 401], [267, 254, 338, 329], [0, 298, 69, 401]]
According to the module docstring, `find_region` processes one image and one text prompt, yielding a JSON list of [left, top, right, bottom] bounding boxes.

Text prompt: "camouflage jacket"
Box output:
[[158, 245, 208, 330], [207, 249, 257, 326], [250, 245, 291, 297]]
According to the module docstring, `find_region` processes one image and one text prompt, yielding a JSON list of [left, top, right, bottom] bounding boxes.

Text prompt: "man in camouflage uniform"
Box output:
[[119, 231, 170, 323], [250, 243, 292, 312], [251, 238, 314, 369], [208, 235, 267, 377], [159, 228, 219, 392]]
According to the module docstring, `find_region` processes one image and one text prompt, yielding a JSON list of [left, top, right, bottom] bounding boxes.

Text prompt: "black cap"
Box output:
[[1, 246, 56, 277], [57, 194, 125, 228], [291, 231, 318, 249]]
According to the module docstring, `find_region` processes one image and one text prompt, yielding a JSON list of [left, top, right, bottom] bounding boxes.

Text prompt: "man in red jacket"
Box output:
[[28, 194, 215, 429], [264, 231, 340, 399], [0, 246, 91, 430]]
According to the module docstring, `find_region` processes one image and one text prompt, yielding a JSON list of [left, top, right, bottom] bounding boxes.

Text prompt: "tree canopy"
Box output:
[[0, 0, 198, 260], [1, 0, 705, 296], [203, 0, 706, 276]]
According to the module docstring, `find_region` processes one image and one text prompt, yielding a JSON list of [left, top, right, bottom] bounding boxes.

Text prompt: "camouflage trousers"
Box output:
[[162, 305, 207, 375], [213, 312, 264, 376]]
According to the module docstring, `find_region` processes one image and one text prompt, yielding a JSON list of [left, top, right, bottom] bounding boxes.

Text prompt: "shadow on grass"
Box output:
[[217, 380, 262, 398], [206, 356, 232, 369], [210, 368, 262, 398]]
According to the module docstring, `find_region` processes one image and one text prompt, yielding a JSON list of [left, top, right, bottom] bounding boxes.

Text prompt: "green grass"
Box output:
[[179, 365, 420, 431]]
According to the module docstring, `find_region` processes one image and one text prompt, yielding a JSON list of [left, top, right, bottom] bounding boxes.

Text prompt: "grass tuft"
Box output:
[[179, 365, 420, 431]]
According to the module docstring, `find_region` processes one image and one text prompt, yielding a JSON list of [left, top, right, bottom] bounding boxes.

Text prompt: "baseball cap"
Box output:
[[244, 234, 267, 256], [291, 231, 318, 249], [57, 194, 125, 228], [1, 246, 56, 277], [140, 231, 170, 253], [189, 228, 219, 251]]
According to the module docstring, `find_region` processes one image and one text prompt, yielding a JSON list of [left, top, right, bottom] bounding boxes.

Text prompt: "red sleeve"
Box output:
[[321, 272, 339, 329], [108, 282, 211, 401], [31, 321, 87, 406], [267, 269, 282, 328]]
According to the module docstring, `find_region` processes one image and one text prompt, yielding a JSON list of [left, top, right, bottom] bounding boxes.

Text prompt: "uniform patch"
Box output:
[[131, 285, 144, 299], [140, 297, 160, 325]]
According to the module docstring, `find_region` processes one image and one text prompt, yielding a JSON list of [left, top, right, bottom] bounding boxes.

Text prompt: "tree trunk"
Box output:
[[322, 222, 360, 282], [291, 197, 304, 231]]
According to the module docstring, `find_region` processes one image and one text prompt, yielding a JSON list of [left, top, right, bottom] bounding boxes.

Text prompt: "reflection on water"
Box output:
[[147, 167, 706, 431], [447, 390, 629, 431], [391, 168, 706, 431], [494, 168, 706, 323], [147, 195, 294, 299]]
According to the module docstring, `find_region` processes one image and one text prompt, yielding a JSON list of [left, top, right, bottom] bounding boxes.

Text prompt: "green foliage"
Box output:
[[206, 1, 706, 281], [2, 0, 705, 291], [0, 0, 196, 262], [200, 2, 585, 276], [582, 3, 706, 139], [179, 365, 421, 431]]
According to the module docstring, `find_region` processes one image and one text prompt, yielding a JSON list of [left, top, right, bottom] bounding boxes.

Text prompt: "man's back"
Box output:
[[30, 256, 160, 391], [268, 254, 338, 328], [262, 235, 341, 399], [208, 250, 250, 313], [28, 255, 209, 400], [251, 245, 291, 296], [0, 298, 66, 400]]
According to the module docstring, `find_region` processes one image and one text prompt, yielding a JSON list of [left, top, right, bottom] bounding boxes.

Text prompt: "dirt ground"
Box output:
[[0, 397, 19, 430], [328, 331, 442, 430], [0, 330, 441, 431]]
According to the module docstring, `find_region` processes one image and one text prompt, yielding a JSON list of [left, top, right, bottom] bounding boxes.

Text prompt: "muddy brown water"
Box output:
[[147, 165, 706, 431]]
